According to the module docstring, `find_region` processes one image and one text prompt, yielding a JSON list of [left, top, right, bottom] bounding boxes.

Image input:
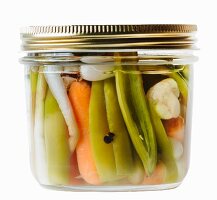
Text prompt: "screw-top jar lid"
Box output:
[[20, 24, 197, 52]]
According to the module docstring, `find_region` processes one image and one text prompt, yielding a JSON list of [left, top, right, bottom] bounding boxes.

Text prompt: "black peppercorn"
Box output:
[[104, 132, 115, 144]]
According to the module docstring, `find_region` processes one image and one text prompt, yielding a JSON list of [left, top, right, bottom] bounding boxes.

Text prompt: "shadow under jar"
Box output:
[[20, 24, 197, 191]]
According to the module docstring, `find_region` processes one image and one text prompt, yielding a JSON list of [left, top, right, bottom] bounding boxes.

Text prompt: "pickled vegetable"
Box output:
[[128, 151, 145, 184], [143, 161, 167, 185], [27, 63, 189, 187], [128, 68, 157, 173], [80, 65, 114, 81], [33, 68, 48, 184], [44, 65, 79, 153], [163, 116, 185, 142], [30, 67, 38, 125], [147, 78, 180, 120], [168, 72, 188, 105], [89, 81, 117, 182], [147, 99, 178, 182], [115, 67, 157, 176], [44, 89, 71, 185], [104, 78, 134, 176], [182, 66, 189, 80], [28, 66, 38, 176], [68, 81, 100, 185]]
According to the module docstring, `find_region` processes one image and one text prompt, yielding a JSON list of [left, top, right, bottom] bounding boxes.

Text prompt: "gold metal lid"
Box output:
[[20, 24, 197, 52]]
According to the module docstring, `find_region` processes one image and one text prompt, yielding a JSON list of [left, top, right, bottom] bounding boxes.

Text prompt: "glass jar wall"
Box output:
[[21, 25, 197, 191]]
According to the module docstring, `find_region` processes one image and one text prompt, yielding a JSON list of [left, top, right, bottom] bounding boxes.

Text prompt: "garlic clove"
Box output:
[[80, 65, 114, 81]]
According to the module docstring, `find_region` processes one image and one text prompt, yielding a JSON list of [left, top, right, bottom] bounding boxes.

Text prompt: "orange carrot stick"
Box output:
[[70, 152, 84, 185], [163, 116, 184, 142], [68, 81, 101, 185]]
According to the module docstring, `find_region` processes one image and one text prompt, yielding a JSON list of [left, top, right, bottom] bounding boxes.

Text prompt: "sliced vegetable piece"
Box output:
[[44, 89, 70, 185], [147, 78, 180, 120], [80, 64, 114, 81], [128, 151, 144, 185], [68, 81, 100, 185], [143, 161, 167, 185], [62, 66, 80, 89], [70, 152, 84, 185], [89, 81, 117, 182], [168, 72, 188, 105], [30, 66, 39, 125], [163, 116, 184, 142], [104, 78, 134, 176], [115, 67, 156, 176], [177, 157, 187, 181], [169, 138, 184, 160], [33, 67, 48, 184], [182, 66, 189, 80], [25, 66, 38, 177], [128, 67, 157, 172], [44, 65, 79, 152], [147, 99, 178, 182]]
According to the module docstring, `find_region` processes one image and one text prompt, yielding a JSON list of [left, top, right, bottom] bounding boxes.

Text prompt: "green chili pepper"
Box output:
[[128, 67, 157, 171], [115, 66, 157, 176]]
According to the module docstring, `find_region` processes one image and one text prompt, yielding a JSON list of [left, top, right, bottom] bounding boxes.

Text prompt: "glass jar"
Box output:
[[20, 24, 197, 191]]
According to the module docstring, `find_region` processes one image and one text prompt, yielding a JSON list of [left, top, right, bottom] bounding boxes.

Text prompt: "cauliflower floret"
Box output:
[[147, 78, 180, 119]]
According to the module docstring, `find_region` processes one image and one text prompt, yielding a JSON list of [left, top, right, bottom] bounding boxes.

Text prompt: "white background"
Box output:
[[0, 0, 216, 199]]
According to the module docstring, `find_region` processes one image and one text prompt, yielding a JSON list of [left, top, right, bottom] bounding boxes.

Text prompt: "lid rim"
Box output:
[[20, 24, 197, 51], [21, 24, 197, 36]]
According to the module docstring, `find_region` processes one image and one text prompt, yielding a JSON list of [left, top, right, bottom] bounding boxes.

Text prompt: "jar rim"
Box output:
[[20, 24, 197, 52]]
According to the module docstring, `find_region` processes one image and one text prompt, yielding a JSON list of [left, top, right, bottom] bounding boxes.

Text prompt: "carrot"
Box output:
[[143, 161, 167, 185], [68, 81, 101, 185], [163, 116, 184, 142], [70, 152, 84, 185]]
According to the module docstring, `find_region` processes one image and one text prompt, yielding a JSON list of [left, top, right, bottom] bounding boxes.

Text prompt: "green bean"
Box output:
[[89, 81, 117, 182], [104, 78, 134, 176], [148, 100, 178, 182], [169, 72, 188, 104], [182, 65, 189, 80]]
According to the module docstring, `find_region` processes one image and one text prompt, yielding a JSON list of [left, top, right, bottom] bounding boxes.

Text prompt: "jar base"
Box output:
[[41, 182, 182, 192]]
